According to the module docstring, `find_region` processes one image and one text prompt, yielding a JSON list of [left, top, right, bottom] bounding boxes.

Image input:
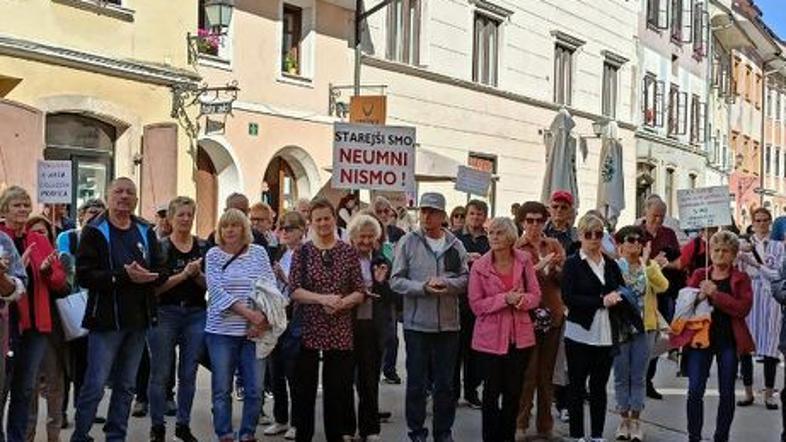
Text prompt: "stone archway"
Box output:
[[262, 145, 321, 214], [196, 136, 243, 236]]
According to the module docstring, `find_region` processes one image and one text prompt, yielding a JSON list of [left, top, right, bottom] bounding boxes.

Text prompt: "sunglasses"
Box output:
[[583, 230, 604, 240], [623, 235, 643, 245], [453, 214, 465, 219], [524, 217, 545, 225], [320, 249, 334, 268], [281, 225, 300, 232]]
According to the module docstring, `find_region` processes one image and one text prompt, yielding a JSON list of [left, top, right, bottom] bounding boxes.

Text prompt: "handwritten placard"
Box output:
[[455, 165, 492, 196], [37, 160, 72, 204], [677, 186, 732, 230]]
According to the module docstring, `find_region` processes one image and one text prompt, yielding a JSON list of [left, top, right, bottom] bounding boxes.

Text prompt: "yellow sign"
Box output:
[[350, 95, 387, 125]]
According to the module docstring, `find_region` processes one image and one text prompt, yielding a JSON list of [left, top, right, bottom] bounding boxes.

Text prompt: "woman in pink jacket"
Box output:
[[469, 217, 541, 442]]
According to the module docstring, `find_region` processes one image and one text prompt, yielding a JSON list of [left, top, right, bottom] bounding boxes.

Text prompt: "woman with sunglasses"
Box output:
[[561, 214, 643, 442], [289, 198, 366, 441], [736, 207, 783, 409], [264, 211, 307, 440], [449, 206, 466, 232], [611, 225, 669, 441], [514, 201, 565, 440]]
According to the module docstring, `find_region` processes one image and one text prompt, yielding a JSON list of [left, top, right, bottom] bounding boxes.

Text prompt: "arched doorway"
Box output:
[[196, 137, 242, 237], [44, 113, 116, 219], [262, 146, 320, 215], [196, 147, 218, 236]]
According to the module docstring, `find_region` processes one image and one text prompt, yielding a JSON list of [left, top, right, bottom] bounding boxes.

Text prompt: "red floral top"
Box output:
[[289, 241, 365, 350]]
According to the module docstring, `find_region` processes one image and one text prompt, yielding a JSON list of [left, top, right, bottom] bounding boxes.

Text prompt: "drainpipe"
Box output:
[[761, 68, 767, 206]]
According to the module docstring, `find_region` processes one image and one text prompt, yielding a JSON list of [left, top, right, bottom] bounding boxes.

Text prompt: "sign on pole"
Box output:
[[455, 165, 492, 196], [37, 160, 72, 204], [332, 123, 416, 193], [349, 96, 387, 125], [677, 186, 732, 231]]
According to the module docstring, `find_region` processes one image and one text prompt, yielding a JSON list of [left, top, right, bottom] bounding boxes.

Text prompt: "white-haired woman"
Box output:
[[349, 213, 394, 441], [469, 217, 541, 442], [205, 208, 275, 442]]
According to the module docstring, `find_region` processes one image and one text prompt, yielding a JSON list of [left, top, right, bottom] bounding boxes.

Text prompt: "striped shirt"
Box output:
[[205, 243, 274, 336]]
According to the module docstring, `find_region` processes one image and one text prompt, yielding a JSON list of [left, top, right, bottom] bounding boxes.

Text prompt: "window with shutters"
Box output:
[[668, 84, 687, 136], [690, 94, 703, 144], [602, 62, 619, 118], [554, 44, 574, 105], [692, 2, 707, 58], [387, 0, 421, 65], [282, 5, 303, 75], [643, 74, 664, 128], [766, 144, 772, 175], [671, 0, 683, 43], [647, 0, 660, 28], [473, 13, 500, 87]]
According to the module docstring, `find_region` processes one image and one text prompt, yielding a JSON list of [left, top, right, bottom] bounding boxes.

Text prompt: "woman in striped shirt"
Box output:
[[205, 208, 275, 442]]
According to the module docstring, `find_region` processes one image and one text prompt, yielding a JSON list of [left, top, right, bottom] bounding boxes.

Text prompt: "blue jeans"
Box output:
[[613, 332, 650, 413], [205, 333, 262, 440], [404, 330, 459, 441], [686, 344, 738, 442], [147, 306, 206, 427], [6, 330, 48, 442], [70, 328, 147, 442]]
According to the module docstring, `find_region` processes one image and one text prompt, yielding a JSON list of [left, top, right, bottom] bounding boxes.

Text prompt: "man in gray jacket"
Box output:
[[391, 192, 469, 442]]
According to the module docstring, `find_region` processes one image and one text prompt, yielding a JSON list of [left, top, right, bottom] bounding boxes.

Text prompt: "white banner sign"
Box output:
[[332, 123, 416, 192], [455, 165, 492, 196], [37, 160, 72, 204], [677, 186, 732, 230]]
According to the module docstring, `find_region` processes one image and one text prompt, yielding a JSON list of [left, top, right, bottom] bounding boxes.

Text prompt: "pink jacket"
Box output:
[[469, 249, 541, 355]]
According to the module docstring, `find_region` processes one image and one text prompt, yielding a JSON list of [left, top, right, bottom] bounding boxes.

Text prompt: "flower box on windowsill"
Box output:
[[51, 0, 135, 22]]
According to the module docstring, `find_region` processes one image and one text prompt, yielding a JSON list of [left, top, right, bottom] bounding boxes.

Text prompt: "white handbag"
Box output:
[[55, 290, 89, 341]]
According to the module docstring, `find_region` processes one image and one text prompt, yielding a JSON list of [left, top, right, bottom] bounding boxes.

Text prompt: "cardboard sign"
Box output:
[[37, 160, 72, 204], [455, 165, 492, 196], [350, 96, 387, 125], [332, 123, 416, 192], [677, 186, 732, 230]]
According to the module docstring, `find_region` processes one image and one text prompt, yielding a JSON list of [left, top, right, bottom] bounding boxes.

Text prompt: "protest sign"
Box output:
[[455, 165, 492, 196], [677, 186, 732, 231], [332, 123, 416, 193], [37, 160, 72, 204]]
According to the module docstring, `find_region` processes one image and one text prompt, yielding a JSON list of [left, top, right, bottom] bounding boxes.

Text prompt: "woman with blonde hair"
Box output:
[[205, 208, 275, 442], [469, 217, 541, 441]]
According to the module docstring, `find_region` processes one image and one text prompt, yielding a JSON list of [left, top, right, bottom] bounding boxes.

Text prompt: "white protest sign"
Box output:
[[677, 186, 732, 230], [455, 165, 492, 196], [37, 160, 72, 204], [332, 123, 416, 193]]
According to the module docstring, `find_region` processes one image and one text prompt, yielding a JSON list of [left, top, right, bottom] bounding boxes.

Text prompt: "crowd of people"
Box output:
[[0, 177, 784, 442]]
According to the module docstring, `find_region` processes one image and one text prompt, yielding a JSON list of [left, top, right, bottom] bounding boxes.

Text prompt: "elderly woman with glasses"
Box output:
[[736, 207, 784, 410], [469, 217, 540, 442], [514, 201, 566, 440], [611, 225, 669, 441], [290, 198, 366, 441], [684, 231, 753, 442], [561, 214, 643, 442]]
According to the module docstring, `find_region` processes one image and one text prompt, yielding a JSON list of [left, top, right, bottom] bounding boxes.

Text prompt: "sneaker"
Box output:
[[465, 394, 482, 409], [175, 424, 198, 442], [646, 383, 663, 400], [94, 416, 107, 424], [132, 401, 148, 417], [259, 413, 273, 425], [629, 419, 643, 442], [377, 411, 392, 422], [383, 373, 402, 384], [165, 399, 177, 416], [264, 423, 289, 436], [149, 425, 166, 442], [559, 409, 570, 422], [284, 427, 297, 440], [615, 418, 630, 440]]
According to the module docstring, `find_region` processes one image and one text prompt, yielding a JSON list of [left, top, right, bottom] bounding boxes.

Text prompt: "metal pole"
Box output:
[[354, 0, 362, 97], [761, 70, 768, 206]]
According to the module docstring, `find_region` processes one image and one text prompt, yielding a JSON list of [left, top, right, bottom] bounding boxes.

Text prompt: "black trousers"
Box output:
[[565, 339, 614, 439], [355, 320, 384, 437], [293, 348, 355, 442], [480, 347, 530, 442], [454, 306, 481, 400], [271, 329, 300, 426], [740, 354, 779, 389]]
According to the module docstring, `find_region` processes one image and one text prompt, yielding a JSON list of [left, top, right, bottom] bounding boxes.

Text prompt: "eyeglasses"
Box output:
[[524, 217, 545, 225], [281, 225, 300, 232], [583, 230, 604, 240], [624, 235, 643, 245], [453, 214, 465, 219], [320, 249, 334, 268]]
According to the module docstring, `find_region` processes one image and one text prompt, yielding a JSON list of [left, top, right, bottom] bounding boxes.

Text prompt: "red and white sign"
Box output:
[[332, 123, 416, 192]]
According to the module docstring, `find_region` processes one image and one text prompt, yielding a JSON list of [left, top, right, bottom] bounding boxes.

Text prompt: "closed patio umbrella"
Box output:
[[541, 108, 581, 206], [596, 121, 625, 229]]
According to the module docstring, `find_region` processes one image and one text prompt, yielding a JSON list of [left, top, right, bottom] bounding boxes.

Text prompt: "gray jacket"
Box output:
[[391, 228, 469, 332]]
